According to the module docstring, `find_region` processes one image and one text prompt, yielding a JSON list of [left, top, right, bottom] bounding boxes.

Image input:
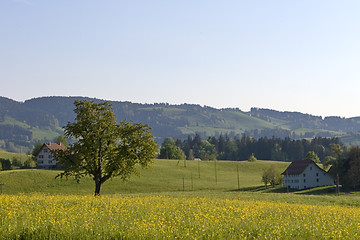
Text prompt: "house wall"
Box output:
[[284, 163, 334, 190], [36, 146, 57, 169]]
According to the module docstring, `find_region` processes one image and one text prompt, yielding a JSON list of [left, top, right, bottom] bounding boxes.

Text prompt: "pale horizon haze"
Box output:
[[1, 1, 360, 118]]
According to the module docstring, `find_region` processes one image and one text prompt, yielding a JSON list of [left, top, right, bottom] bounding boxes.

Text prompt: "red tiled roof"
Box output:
[[281, 160, 326, 175], [45, 142, 67, 151], [35, 143, 67, 156]]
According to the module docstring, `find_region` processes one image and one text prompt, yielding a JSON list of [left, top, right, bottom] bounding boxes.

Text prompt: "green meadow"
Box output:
[[0, 159, 289, 195], [0, 150, 29, 164]]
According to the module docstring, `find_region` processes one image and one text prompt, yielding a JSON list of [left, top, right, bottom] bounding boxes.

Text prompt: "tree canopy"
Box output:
[[323, 144, 360, 189], [159, 137, 186, 160], [262, 165, 282, 188], [303, 151, 320, 163], [53, 100, 158, 195]]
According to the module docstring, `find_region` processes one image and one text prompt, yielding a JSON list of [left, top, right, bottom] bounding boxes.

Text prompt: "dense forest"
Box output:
[[159, 135, 342, 162], [1, 96, 360, 153]]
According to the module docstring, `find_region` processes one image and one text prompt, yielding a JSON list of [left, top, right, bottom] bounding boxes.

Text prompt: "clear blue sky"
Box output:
[[1, 0, 360, 117]]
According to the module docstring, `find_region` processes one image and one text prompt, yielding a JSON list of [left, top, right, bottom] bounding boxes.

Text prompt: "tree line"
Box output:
[[159, 134, 342, 162], [323, 144, 360, 189]]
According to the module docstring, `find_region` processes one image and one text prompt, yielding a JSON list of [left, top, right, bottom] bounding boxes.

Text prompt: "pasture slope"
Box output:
[[0, 159, 289, 194], [0, 150, 29, 163], [1, 159, 360, 239]]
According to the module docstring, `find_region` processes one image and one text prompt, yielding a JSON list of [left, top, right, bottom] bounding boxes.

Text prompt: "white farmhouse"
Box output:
[[36, 143, 67, 169], [282, 160, 334, 190]]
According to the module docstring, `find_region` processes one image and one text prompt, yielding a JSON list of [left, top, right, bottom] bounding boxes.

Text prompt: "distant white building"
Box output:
[[282, 160, 334, 190], [36, 143, 67, 169]]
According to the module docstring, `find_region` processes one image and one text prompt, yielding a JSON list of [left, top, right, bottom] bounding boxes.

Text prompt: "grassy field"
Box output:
[[1, 159, 360, 239], [0, 150, 29, 163], [0, 159, 290, 194], [293, 127, 345, 137]]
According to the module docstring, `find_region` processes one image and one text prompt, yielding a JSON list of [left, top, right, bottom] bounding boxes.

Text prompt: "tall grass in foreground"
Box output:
[[1, 194, 359, 239]]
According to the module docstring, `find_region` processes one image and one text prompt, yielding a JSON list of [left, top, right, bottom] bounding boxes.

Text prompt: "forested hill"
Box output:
[[250, 108, 360, 132], [1, 96, 360, 153]]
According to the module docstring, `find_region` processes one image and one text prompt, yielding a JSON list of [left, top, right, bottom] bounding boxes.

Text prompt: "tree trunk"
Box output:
[[95, 178, 102, 196], [95, 138, 103, 196]]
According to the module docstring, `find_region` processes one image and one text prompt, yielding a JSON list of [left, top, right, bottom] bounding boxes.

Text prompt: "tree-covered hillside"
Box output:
[[1, 96, 360, 153], [250, 108, 360, 132]]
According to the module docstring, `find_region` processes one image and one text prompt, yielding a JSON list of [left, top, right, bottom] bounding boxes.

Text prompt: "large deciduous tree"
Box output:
[[53, 100, 158, 196]]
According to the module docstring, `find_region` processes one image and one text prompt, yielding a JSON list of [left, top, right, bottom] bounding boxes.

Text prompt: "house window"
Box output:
[[310, 167, 312, 170], [317, 178, 319, 182], [44, 149, 48, 153], [316, 173, 319, 176], [304, 179, 306, 183], [38, 155, 44, 159], [303, 173, 306, 177], [48, 154, 53, 159], [38, 160, 43, 164], [48, 160, 53, 164]]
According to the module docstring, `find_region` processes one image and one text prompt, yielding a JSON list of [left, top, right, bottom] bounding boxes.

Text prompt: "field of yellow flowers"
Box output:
[[1, 194, 359, 239]]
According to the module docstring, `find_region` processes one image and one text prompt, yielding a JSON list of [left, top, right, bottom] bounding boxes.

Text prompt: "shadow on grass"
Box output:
[[230, 186, 290, 193], [296, 186, 338, 195], [231, 186, 339, 195], [231, 186, 267, 192]]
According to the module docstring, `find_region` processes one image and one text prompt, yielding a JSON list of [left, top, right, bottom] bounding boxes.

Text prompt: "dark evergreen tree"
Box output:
[[347, 146, 360, 188]]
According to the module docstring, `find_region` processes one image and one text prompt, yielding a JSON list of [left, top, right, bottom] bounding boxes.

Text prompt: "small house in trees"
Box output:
[[36, 143, 67, 169], [282, 160, 334, 190]]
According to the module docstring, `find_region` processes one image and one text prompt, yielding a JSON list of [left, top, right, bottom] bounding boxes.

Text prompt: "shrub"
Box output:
[[262, 165, 283, 187], [248, 154, 257, 162]]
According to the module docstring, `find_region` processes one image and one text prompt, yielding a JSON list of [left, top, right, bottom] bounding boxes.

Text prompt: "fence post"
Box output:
[[182, 177, 185, 192], [215, 159, 217, 185], [191, 173, 193, 191], [198, 160, 200, 178], [237, 165, 240, 189]]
